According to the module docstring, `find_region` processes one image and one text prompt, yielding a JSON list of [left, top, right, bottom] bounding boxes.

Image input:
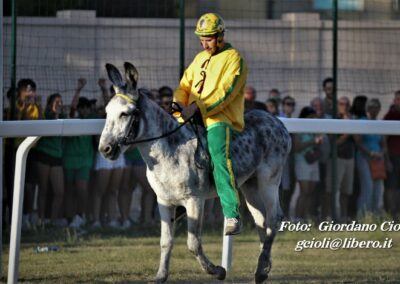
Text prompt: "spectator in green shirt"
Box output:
[[64, 79, 94, 228], [35, 93, 67, 227]]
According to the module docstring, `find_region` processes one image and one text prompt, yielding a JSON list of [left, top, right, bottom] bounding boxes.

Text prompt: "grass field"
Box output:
[[1, 220, 400, 283]]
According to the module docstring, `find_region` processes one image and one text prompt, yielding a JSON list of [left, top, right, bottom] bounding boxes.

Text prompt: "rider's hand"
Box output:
[[181, 103, 199, 120]]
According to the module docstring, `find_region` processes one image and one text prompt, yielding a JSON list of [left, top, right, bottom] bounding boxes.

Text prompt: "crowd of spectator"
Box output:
[[243, 78, 400, 223], [3, 78, 172, 231], [3, 76, 400, 233]]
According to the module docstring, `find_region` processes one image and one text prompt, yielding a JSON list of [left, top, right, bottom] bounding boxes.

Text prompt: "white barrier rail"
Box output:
[[1, 118, 400, 137], [0, 119, 105, 137], [1, 118, 400, 283]]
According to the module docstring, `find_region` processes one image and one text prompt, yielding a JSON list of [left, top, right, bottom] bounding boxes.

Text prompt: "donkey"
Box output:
[[99, 62, 291, 283]]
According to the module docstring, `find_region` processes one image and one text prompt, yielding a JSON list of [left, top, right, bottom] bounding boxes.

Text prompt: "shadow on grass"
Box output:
[[2, 223, 161, 245], [2, 218, 257, 246]]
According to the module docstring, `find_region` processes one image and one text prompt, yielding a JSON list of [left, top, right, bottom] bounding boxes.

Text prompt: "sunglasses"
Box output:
[[284, 102, 295, 106]]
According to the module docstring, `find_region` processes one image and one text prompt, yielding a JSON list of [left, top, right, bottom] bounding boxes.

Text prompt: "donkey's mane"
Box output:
[[136, 89, 195, 146]]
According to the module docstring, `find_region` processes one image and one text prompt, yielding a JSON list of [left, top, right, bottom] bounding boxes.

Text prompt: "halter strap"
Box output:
[[115, 93, 135, 104]]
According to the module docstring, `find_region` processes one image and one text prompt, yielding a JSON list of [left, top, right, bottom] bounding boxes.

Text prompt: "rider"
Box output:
[[174, 13, 247, 235]]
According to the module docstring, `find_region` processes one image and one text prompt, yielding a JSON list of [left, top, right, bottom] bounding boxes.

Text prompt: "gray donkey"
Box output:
[[99, 62, 291, 283]]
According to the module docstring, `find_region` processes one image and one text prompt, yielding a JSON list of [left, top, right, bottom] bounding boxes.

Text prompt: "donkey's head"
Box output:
[[99, 62, 140, 160]]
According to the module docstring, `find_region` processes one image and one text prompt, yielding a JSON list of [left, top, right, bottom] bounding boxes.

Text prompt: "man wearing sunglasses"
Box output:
[[174, 13, 247, 235]]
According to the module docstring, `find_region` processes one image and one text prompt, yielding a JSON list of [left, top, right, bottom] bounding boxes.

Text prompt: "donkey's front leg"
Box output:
[[186, 197, 226, 281], [155, 200, 176, 283]]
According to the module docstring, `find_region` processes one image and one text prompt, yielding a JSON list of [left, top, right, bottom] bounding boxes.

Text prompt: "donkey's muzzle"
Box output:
[[99, 143, 120, 160]]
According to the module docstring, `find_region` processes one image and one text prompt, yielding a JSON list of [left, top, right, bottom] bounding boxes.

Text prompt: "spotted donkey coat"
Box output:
[[99, 63, 291, 284]]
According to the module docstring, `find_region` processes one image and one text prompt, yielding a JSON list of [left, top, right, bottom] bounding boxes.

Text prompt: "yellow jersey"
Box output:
[[174, 43, 247, 131]]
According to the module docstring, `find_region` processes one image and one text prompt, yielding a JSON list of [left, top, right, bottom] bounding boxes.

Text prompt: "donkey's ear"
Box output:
[[105, 63, 124, 88], [124, 62, 139, 90]]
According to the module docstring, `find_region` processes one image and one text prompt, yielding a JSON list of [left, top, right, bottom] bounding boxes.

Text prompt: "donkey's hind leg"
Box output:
[[240, 177, 267, 247], [255, 176, 282, 284], [186, 197, 226, 281], [155, 200, 176, 283]]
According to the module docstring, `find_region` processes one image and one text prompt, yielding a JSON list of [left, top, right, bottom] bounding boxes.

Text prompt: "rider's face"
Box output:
[[199, 36, 218, 55]]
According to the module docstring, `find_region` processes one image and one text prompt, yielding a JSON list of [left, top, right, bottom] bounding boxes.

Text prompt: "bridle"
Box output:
[[115, 93, 194, 147], [114, 92, 209, 169]]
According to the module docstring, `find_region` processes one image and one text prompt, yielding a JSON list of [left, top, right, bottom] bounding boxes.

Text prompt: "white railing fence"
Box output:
[[1, 118, 400, 284]]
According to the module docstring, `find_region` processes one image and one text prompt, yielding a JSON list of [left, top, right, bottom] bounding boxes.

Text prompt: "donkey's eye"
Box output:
[[120, 112, 129, 118]]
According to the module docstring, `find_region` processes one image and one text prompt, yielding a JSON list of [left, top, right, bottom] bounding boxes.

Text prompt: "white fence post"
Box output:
[[221, 219, 233, 271], [7, 137, 40, 284]]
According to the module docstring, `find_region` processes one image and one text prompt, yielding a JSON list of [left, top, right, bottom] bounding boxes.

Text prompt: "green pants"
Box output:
[[207, 124, 240, 218]]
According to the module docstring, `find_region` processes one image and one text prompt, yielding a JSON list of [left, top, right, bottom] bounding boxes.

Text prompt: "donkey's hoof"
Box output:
[[255, 263, 271, 283], [154, 272, 168, 283], [214, 265, 226, 280], [154, 277, 167, 283], [255, 272, 268, 284]]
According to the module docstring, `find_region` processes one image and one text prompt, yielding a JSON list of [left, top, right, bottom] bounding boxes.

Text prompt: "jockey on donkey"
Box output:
[[99, 12, 291, 284]]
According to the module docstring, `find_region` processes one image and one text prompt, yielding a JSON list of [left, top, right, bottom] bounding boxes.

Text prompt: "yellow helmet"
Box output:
[[194, 13, 225, 37]]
